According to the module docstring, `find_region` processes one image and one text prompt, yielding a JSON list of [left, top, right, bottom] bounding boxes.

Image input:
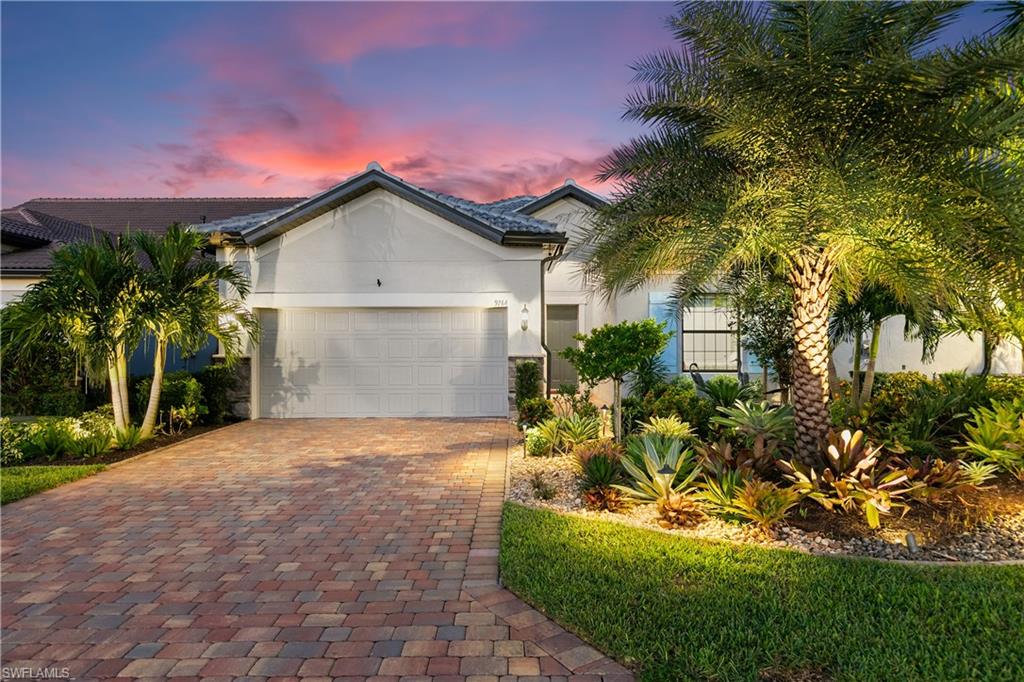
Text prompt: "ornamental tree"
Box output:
[[561, 319, 670, 441]]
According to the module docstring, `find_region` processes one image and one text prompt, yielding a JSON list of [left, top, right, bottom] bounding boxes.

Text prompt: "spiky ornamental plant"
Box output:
[[581, 2, 1024, 462]]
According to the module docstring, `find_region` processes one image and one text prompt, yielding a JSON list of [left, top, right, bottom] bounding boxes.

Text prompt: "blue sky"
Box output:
[[0, 1, 1005, 204]]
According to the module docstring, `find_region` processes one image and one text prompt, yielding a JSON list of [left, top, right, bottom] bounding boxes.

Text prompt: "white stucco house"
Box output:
[[2, 161, 1020, 419]]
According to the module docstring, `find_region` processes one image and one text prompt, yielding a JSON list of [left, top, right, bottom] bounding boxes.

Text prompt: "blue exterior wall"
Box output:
[[128, 335, 218, 376]]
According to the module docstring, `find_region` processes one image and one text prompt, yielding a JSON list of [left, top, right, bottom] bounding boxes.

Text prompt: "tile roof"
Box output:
[[6, 197, 303, 235], [197, 168, 564, 245], [1, 210, 109, 276]]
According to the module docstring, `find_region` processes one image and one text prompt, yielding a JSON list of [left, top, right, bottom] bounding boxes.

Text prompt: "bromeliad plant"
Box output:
[[959, 400, 1024, 481], [899, 456, 998, 505], [639, 415, 695, 442], [779, 429, 916, 529], [712, 401, 794, 465]]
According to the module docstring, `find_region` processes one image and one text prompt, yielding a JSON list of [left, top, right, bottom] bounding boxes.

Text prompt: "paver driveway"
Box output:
[[1, 419, 632, 682]]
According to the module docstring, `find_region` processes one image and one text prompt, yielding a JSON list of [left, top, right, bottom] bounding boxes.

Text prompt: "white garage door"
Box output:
[[258, 308, 508, 418]]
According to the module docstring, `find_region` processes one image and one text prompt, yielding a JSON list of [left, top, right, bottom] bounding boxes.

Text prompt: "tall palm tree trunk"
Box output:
[[859, 320, 882, 407], [108, 358, 127, 431], [140, 338, 167, 438], [788, 252, 835, 463], [116, 347, 131, 428], [851, 326, 863, 408]]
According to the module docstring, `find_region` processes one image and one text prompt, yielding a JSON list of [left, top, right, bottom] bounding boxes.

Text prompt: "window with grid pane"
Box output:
[[680, 294, 738, 372]]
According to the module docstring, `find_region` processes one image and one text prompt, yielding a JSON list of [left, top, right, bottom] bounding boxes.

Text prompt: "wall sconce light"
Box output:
[[520, 304, 529, 331]]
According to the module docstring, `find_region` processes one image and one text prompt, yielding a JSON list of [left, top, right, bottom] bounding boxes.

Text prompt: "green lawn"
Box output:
[[500, 503, 1024, 682], [1, 465, 106, 504]]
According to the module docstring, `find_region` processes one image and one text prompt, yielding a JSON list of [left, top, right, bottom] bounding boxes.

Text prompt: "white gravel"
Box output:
[[506, 436, 1024, 563]]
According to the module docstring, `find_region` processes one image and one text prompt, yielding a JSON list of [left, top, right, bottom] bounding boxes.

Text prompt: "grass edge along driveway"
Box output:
[[500, 502, 1024, 682], [1, 464, 106, 504]]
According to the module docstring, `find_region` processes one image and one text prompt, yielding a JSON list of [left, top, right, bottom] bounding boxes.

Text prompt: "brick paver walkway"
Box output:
[[1, 419, 632, 681]]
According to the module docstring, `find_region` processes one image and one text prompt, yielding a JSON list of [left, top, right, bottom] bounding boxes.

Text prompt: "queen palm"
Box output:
[[583, 2, 1024, 460], [5, 235, 144, 430], [133, 224, 258, 438]]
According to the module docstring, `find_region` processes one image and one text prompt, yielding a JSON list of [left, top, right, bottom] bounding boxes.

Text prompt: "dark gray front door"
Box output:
[[547, 305, 579, 389]]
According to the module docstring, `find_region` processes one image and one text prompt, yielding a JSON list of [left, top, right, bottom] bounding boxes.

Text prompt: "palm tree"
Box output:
[[133, 224, 258, 438], [5, 235, 144, 430], [829, 286, 937, 411], [582, 2, 1024, 460]]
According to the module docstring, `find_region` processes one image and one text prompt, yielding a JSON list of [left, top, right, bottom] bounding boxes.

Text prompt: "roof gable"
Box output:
[[516, 182, 608, 215], [202, 166, 566, 247]]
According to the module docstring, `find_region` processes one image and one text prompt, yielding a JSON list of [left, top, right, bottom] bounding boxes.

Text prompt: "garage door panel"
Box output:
[[260, 307, 508, 418], [387, 338, 414, 359]]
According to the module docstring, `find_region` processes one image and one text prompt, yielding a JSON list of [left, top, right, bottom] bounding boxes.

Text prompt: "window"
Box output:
[[649, 293, 740, 374]]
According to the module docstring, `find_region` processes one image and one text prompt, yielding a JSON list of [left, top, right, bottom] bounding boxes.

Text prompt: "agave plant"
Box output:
[[613, 435, 702, 505], [712, 400, 794, 463], [779, 429, 917, 529], [530, 418, 564, 455], [639, 415, 695, 441]]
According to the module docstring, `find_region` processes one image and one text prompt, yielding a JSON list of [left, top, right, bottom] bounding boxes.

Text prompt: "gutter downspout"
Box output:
[[540, 244, 565, 394]]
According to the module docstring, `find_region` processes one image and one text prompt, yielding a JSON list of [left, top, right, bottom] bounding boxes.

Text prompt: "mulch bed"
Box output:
[[41, 422, 236, 466]]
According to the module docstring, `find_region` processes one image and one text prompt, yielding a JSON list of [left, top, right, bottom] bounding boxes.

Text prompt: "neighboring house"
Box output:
[[2, 163, 1019, 419], [0, 197, 300, 375]]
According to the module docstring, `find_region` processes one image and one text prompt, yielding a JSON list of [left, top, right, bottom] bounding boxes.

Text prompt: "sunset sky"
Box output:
[[0, 2, 1003, 205]]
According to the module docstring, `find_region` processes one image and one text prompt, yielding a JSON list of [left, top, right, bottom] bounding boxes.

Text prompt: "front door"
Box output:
[[547, 305, 579, 389]]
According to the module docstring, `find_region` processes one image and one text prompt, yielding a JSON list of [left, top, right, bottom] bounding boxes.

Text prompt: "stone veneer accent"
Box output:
[[507, 355, 546, 414], [212, 356, 251, 419]]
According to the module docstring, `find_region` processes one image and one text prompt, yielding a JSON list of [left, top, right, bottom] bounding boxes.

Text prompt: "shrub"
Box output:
[[68, 430, 112, 458], [696, 438, 774, 477], [0, 311, 83, 416], [524, 429, 550, 457], [779, 429, 915, 528], [884, 372, 993, 451], [700, 375, 760, 408], [642, 377, 717, 439], [196, 365, 238, 424], [987, 375, 1024, 404], [78, 405, 115, 439], [582, 486, 630, 512], [515, 361, 543, 407], [868, 371, 929, 423], [20, 419, 78, 462], [552, 384, 599, 419], [0, 418, 28, 466], [135, 370, 207, 433], [620, 395, 646, 435], [518, 397, 555, 428]]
